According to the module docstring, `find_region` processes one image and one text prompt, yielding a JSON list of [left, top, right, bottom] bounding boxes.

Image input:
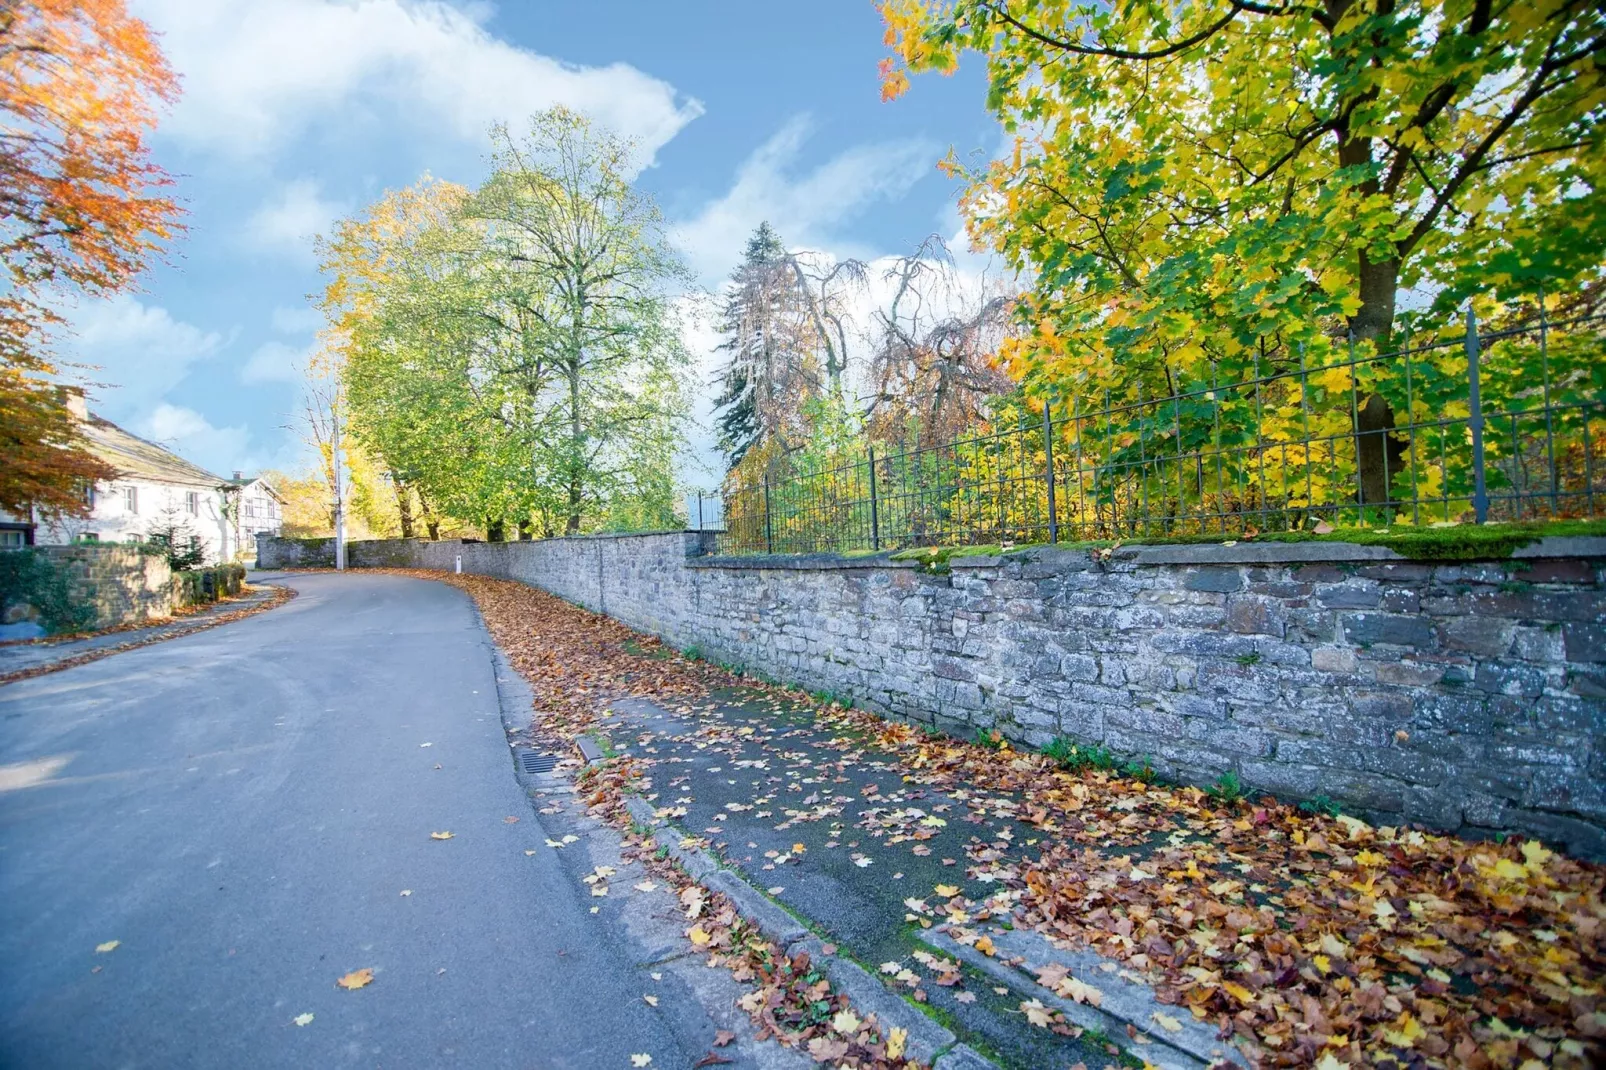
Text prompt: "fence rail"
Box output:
[[717, 304, 1606, 555]]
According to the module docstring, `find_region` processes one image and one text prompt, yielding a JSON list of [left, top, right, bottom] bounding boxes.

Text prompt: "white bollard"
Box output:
[[454, 554, 462, 574]]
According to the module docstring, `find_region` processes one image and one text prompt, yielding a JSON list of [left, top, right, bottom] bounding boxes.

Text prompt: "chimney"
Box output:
[[62, 387, 89, 422], [233, 470, 245, 481]]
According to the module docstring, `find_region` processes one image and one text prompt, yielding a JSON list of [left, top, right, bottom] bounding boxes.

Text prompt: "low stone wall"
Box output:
[[256, 531, 1606, 856], [10, 545, 174, 631]]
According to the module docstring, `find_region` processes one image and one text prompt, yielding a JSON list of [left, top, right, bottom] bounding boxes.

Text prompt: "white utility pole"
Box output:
[[332, 385, 347, 572]]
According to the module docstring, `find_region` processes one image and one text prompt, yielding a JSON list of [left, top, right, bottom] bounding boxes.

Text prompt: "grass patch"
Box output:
[[881, 518, 1606, 564]]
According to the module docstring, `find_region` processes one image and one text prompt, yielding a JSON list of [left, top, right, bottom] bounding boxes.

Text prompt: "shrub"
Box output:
[[0, 549, 95, 635], [1206, 770, 1249, 805]]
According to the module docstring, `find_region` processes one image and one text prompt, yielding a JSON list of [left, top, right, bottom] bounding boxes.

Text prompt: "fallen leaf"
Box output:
[[974, 935, 996, 956], [336, 968, 374, 990], [831, 1008, 861, 1033], [1022, 998, 1055, 1028], [429, 831, 454, 840], [95, 941, 120, 954], [934, 883, 960, 897], [630, 1055, 652, 1068], [643, 994, 658, 1006], [400, 889, 412, 897], [634, 880, 657, 892], [293, 1013, 314, 1027], [713, 1030, 735, 1047], [688, 925, 712, 946], [1151, 1012, 1183, 1033], [885, 1026, 908, 1059]]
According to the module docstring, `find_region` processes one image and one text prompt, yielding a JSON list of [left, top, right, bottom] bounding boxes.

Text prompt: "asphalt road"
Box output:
[[0, 572, 714, 1070]]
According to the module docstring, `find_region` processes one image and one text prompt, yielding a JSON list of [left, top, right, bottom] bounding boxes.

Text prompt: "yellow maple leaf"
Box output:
[[1021, 999, 1055, 1028], [1222, 981, 1254, 1004], [336, 968, 374, 990], [974, 935, 996, 956], [886, 1026, 907, 1059], [94, 941, 120, 954], [934, 884, 960, 897], [687, 925, 711, 946], [831, 1008, 861, 1034], [1152, 1012, 1183, 1033], [429, 831, 454, 840]]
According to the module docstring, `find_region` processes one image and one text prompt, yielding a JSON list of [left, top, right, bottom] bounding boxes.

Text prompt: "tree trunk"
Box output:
[[1350, 252, 1407, 514], [394, 475, 414, 539], [566, 358, 583, 535], [518, 519, 533, 541], [418, 490, 439, 540], [487, 518, 505, 542]]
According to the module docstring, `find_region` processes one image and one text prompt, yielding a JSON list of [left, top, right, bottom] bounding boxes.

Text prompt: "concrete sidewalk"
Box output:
[[0, 583, 282, 678]]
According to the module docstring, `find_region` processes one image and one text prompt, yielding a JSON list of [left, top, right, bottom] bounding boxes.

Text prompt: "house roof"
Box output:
[[85, 414, 229, 489], [225, 475, 285, 502]]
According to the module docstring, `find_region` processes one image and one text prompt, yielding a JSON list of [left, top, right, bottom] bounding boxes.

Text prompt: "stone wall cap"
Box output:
[[1512, 535, 1606, 558], [687, 552, 917, 571]]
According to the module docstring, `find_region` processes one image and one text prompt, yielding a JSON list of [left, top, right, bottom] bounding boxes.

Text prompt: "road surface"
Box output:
[[0, 572, 725, 1069]]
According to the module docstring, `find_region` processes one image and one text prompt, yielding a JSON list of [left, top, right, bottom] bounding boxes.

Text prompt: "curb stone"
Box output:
[[931, 1044, 1000, 1070], [924, 928, 1248, 1070], [626, 800, 959, 1066], [784, 936, 956, 1065]]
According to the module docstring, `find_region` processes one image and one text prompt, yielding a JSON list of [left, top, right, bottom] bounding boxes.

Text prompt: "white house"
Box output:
[[226, 473, 284, 552], [1, 396, 275, 564]]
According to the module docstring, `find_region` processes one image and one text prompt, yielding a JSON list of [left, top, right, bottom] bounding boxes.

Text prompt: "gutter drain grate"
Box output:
[[519, 751, 558, 775]]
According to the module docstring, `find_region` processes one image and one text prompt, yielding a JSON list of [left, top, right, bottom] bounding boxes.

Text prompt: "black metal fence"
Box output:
[[718, 306, 1606, 555]]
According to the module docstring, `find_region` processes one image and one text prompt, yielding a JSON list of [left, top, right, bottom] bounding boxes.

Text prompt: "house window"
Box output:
[[186, 491, 199, 515], [122, 486, 138, 514], [244, 499, 255, 519], [0, 526, 29, 548], [77, 532, 99, 543], [125, 533, 140, 544], [84, 484, 96, 508]]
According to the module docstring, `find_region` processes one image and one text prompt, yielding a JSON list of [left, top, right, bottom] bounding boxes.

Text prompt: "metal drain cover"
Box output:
[[519, 751, 558, 775]]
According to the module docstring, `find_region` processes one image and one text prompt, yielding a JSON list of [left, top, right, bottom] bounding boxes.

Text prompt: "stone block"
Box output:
[[1511, 625, 1566, 663], [1474, 661, 1547, 699], [1342, 612, 1439, 650], [1183, 567, 1243, 593], [1442, 616, 1516, 657], [1564, 622, 1605, 663], [1311, 645, 1359, 673], [1226, 597, 1285, 636], [1315, 583, 1380, 609], [1510, 558, 1597, 584]]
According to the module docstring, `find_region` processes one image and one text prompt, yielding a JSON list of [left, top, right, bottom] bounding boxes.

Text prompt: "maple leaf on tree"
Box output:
[[0, 0, 182, 519]]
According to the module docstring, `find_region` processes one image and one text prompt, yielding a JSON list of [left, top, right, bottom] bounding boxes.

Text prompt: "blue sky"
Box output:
[[68, 0, 997, 484]]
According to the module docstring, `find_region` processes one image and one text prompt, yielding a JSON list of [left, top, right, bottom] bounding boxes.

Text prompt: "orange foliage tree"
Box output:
[[0, 0, 181, 520]]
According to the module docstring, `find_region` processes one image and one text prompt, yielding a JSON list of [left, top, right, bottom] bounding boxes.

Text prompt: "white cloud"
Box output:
[[671, 117, 938, 283], [65, 295, 226, 417], [242, 179, 345, 263], [140, 403, 255, 476], [138, 0, 702, 163], [241, 339, 313, 384]]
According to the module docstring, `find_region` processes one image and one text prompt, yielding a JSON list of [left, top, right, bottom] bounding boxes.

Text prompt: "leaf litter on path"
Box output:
[[381, 568, 1606, 1070]]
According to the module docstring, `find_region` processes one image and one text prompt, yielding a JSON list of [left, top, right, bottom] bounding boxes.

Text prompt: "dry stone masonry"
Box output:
[[259, 531, 1606, 856]]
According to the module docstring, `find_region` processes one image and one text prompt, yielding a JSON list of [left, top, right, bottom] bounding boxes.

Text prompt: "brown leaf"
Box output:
[[336, 968, 374, 990]]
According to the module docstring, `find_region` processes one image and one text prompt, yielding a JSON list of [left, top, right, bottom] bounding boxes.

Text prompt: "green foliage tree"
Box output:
[[320, 110, 692, 537], [882, 0, 1606, 511]]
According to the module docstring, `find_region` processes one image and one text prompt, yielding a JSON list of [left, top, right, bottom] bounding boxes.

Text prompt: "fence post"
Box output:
[[1043, 404, 1059, 543], [1465, 307, 1489, 523], [763, 477, 774, 553], [867, 447, 880, 551]]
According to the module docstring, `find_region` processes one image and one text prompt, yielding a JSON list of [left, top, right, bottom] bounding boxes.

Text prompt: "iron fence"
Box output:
[[718, 305, 1606, 555]]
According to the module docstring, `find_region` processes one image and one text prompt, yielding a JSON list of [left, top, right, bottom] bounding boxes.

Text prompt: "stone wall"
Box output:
[[29, 545, 173, 629], [256, 531, 1606, 856]]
